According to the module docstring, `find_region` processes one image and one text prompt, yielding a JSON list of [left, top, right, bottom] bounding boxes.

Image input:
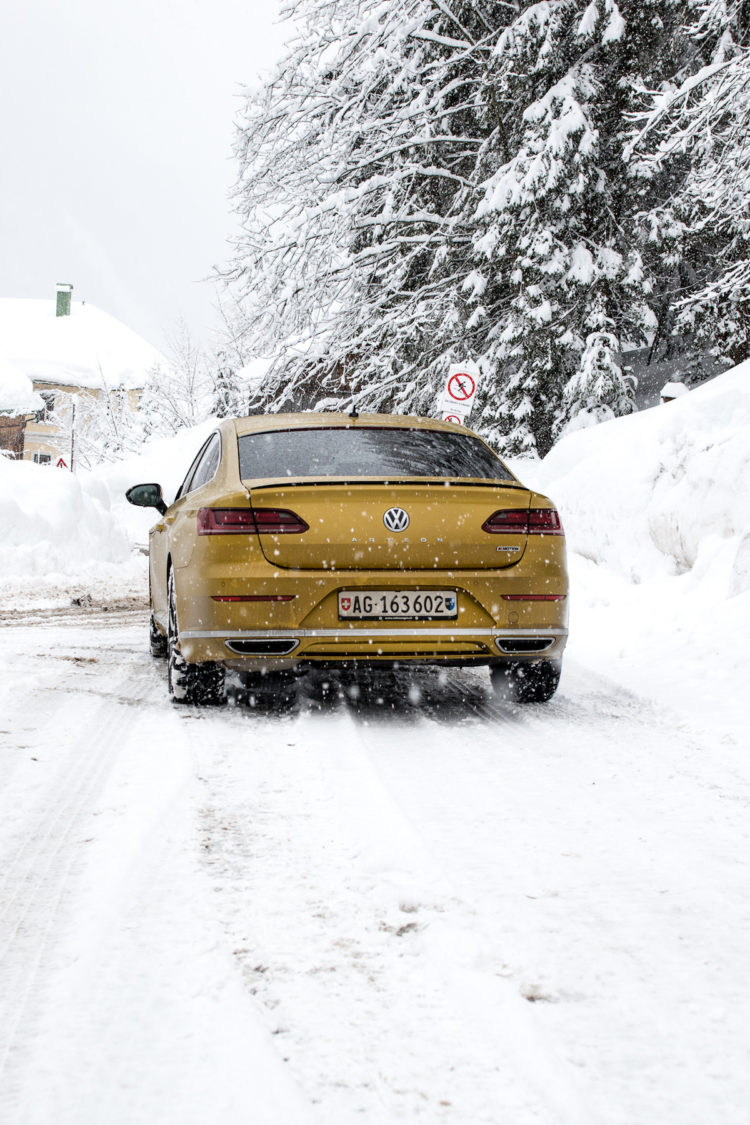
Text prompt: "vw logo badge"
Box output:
[[383, 506, 410, 532]]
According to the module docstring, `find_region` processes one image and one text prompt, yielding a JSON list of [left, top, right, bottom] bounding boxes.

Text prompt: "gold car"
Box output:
[[126, 413, 568, 705]]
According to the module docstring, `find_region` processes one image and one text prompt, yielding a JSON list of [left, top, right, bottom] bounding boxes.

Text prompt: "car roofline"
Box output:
[[230, 412, 475, 437]]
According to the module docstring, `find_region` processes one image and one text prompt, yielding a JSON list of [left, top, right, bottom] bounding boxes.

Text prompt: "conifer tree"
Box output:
[[210, 351, 245, 418]]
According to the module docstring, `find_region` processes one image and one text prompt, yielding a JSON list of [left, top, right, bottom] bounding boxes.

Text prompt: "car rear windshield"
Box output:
[[237, 426, 514, 481]]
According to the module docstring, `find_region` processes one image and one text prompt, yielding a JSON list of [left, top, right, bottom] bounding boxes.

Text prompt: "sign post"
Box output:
[[436, 362, 481, 425]]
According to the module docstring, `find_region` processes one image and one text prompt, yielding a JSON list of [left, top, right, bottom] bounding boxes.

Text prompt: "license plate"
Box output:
[[338, 590, 457, 620]]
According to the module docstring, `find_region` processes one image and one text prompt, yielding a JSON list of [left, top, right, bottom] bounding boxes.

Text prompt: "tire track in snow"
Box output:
[[0, 625, 158, 1117], [1, 613, 315, 1125]]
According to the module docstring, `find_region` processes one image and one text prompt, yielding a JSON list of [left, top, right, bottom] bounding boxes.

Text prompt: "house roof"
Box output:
[[0, 357, 42, 415], [0, 298, 165, 398]]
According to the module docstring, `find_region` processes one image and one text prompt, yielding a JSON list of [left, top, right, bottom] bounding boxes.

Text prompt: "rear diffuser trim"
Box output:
[[182, 626, 568, 641]]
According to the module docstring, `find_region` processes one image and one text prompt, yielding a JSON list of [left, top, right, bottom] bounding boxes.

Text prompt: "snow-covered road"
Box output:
[[1, 601, 748, 1124]]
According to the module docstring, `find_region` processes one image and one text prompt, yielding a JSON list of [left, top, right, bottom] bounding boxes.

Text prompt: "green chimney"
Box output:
[[56, 282, 73, 317]]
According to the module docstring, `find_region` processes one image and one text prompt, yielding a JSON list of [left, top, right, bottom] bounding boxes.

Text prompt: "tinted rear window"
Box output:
[[237, 427, 514, 481]]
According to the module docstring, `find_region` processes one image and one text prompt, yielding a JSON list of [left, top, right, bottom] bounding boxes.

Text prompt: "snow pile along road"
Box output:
[[529, 361, 750, 736], [0, 421, 217, 608], [0, 457, 135, 586], [535, 362, 750, 581]]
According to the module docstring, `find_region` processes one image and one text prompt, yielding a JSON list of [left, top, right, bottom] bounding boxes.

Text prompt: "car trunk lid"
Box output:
[[246, 480, 531, 570]]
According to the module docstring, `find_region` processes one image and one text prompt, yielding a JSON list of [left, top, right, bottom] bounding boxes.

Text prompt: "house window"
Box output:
[[33, 452, 52, 464], [34, 392, 56, 423]]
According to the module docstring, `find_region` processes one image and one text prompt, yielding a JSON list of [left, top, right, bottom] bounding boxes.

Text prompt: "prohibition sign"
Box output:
[[447, 371, 476, 402], [444, 413, 463, 425]]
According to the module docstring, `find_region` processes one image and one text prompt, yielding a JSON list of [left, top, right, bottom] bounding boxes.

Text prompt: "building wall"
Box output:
[[21, 381, 142, 467], [21, 380, 80, 464], [0, 414, 28, 458]]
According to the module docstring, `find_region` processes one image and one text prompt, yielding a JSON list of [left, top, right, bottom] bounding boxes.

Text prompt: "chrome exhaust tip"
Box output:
[[495, 637, 555, 655], [225, 639, 300, 656]]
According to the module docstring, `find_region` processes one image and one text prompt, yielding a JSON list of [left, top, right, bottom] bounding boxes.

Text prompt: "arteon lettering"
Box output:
[[348, 537, 445, 544]]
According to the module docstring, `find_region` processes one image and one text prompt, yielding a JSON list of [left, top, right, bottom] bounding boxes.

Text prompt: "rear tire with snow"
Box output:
[[149, 611, 168, 658], [491, 660, 561, 704], [167, 569, 225, 705]]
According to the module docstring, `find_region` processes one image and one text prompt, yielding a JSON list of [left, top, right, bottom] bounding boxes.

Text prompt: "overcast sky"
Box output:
[[1, 0, 290, 354]]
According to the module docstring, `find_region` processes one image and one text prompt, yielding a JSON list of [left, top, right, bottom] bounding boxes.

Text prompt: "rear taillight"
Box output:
[[528, 508, 563, 535], [198, 508, 257, 534], [252, 509, 309, 533], [482, 508, 563, 535], [482, 509, 529, 534], [197, 508, 308, 535]]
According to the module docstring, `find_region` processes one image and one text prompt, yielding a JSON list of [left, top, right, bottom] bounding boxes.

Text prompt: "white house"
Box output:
[[0, 288, 164, 466]]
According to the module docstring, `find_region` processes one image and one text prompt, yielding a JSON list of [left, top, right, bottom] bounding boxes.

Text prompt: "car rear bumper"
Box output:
[[178, 624, 568, 670]]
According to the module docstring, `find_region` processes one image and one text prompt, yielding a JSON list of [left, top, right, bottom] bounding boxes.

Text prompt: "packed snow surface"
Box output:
[[1, 364, 749, 1122]]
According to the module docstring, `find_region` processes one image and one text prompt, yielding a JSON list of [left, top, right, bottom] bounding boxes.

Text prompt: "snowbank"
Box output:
[[0, 420, 215, 608], [533, 361, 750, 586], [0, 418, 215, 587], [0, 457, 135, 582], [526, 362, 750, 736]]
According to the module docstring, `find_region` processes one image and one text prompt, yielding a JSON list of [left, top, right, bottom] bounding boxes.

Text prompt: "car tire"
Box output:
[[149, 611, 168, 658], [491, 660, 561, 704], [167, 568, 225, 706]]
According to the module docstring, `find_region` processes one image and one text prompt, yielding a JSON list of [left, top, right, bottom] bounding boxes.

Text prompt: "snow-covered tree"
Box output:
[[629, 0, 750, 364], [210, 351, 246, 418], [225, 0, 702, 454], [137, 322, 213, 436], [225, 0, 522, 417], [561, 329, 635, 427], [466, 1, 693, 454], [38, 382, 142, 471]]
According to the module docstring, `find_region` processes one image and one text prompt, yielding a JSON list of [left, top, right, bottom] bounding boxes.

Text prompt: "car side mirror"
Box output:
[[125, 482, 168, 515]]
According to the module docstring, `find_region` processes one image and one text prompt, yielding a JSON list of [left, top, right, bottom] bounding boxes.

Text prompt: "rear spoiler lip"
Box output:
[[242, 476, 526, 490]]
